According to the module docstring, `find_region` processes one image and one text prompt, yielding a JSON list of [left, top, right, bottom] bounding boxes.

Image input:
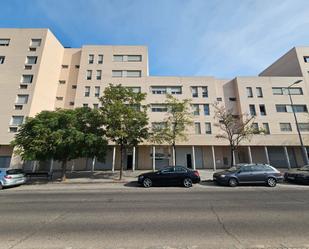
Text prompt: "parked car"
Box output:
[[138, 166, 200, 188], [0, 168, 26, 190], [213, 163, 283, 187], [284, 165, 309, 184]]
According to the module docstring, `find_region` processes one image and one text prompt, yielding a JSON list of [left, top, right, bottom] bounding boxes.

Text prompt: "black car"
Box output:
[[138, 166, 200, 188], [284, 165, 309, 184], [213, 163, 284, 187]]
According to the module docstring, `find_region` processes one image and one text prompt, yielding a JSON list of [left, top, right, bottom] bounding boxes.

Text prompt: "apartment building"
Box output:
[[0, 28, 308, 172]]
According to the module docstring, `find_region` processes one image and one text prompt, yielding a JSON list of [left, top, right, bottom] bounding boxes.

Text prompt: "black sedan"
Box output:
[[138, 166, 200, 188], [284, 165, 309, 184], [213, 163, 284, 187]]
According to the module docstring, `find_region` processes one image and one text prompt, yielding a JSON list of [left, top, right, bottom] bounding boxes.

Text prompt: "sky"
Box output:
[[1, 0, 309, 78]]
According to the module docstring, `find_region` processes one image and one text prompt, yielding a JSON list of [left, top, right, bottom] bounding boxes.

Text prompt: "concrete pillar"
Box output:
[[248, 146, 253, 164], [264, 146, 270, 164], [49, 159, 54, 174], [152, 146, 156, 171], [211, 146, 216, 171], [132, 146, 136, 171], [284, 146, 291, 169], [32, 161, 37, 173], [192, 146, 196, 170], [91, 156, 96, 172], [112, 146, 116, 173], [172, 146, 176, 166]]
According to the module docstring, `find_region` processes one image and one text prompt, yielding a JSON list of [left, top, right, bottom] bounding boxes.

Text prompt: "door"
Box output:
[[186, 154, 192, 169], [155, 167, 176, 186], [127, 155, 133, 170], [237, 166, 255, 183]]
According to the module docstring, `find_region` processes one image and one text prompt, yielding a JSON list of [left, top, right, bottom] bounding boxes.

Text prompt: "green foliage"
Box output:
[[150, 94, 193, 145]]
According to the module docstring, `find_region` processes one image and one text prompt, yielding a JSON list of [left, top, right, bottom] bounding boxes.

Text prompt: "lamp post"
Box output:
[[287, 80, 309, 165]]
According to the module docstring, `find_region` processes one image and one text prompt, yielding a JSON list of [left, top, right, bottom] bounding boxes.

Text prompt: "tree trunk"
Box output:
[[230, 146, 234, 167], [172, 143, 176, 167], [61, 160, 67, 181], [91, 156, 96, 172], [119, 144, 123, 180]]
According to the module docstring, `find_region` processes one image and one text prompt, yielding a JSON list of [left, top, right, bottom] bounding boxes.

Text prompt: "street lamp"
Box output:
[[287, 79, 309, 165]]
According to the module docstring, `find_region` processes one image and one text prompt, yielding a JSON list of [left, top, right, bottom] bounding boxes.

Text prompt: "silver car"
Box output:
[[0, 168, 26, 189]]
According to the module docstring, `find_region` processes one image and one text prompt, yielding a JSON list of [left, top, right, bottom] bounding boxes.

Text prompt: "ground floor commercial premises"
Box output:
[[0, 28, 309, 171]]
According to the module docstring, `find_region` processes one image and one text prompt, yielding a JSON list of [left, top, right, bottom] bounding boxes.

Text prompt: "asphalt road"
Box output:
[[1, 183, 309, 249]]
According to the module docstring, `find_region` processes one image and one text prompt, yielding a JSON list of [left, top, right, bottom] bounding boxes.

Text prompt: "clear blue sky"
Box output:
[[1, 0, 309, 78]]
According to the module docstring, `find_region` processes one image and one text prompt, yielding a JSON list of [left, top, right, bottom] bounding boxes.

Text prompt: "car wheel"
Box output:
[[228, 178, 238, 187], [183, 178, 193, 188], [267, 177, 277, 187], [142, 178, 152, 188]]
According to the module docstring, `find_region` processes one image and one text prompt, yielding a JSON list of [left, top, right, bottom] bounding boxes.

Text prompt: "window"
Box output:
[[98, 54, 103, 64], [14, 105, 23, 110], [16, 95, 29, 104], [0, 56, 5, 64], [61, 65, 69, 69], [280, 123, 292, 132], [30, 39, 41, 47], [249, 105, 256, 116], [19, 84, 28, 89], [195, 123, 201, 134], [175, 166, 187, 173], [246, 87, 253, 98], [29, 47, 36, 52], [292, 105, 307, 113], [83, 103, 88, 107], [161, 167, 174, 173], [169, 86, 182, 95], [229, 97, 236, 101], [56, 97, 63, 100], [10, 116, 24, 125], [256, 87, 263, 97], [113, 55, 123, 62], [152, 122, 166, 129], [59, 80, 66, 84], [276, 104, 287, 112], [272, 87, 303, 95], [276, 104, 308, 113], [192, 104, 200, 115], [25, 56, 37, 65], [251, 123, 259, 132], [262, 123, 270, 134], [202, 87, 208, 98], [304, 56, 309, 63], [127, 55, 142, 62], [88, 54, 94, 64], [75, 65, 80, 69], [9, 127, 18, 133], [126, 70, 141, 77], [112, 70, 122, 77], [127, 87, 141, 93], [21, 75, 33, 83], [96, 70, 102, 80], [151, 104, 167, 112], [0, 39, 10, 46], [86, 70, 92, 80], [84, 86, 90, 97], [203, 104, 210, 115], [259, 104, 266, 116], [205, 122, 212, 134], [191, 87, 198, 98], [93, 104, 99, 109], [298, 123, 309, 132], [72, 85, 77, 89], [69, 102, 74, 106], [216, 97, 222, 101], [24, 65, 32, 70], [94, 86, 100, 97], [152, 86, 166, 94]]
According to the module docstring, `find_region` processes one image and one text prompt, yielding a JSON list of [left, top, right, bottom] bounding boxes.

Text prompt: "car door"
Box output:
[[252, 165, 268, 182], [157, 167, 176, 186], [237, 166, 254, 183], [174, 166, 188, 185]]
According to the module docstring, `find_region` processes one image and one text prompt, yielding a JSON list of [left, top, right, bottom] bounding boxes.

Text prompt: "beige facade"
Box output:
[[0, 29, 308, 171]]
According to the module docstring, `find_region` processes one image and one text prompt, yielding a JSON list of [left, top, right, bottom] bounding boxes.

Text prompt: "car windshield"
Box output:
[[299, 165, 309, 171], [227, 166, 241, 172], [6, 169, 24, 175]]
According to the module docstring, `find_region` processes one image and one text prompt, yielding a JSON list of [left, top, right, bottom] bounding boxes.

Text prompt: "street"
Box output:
[[1, 183, 309, 249]]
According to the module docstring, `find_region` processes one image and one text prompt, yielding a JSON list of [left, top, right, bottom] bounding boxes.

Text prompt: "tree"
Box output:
[[99, 84, 149, 180], [213, 103, 263, 166], [150, 94, 193, 166], [12, 108, 108, 181], [74, 107, 108, 171]]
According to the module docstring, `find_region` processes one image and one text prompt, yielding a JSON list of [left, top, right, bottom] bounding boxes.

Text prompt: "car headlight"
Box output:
[[220, 175, 226, 178]]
